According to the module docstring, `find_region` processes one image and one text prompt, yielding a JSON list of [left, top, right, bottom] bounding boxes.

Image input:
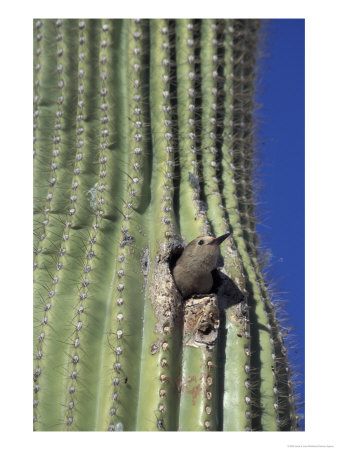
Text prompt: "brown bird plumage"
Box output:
[[173, 233, 230, 299]]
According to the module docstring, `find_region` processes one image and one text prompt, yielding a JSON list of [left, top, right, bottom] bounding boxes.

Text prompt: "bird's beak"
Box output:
[[208, 233, 231, 246]]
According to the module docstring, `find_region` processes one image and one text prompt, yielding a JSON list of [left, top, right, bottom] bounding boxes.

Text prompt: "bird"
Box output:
[[173, 233, 230, 299]]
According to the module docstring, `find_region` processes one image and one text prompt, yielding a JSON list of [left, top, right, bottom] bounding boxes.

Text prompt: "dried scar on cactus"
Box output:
[[183, 295, 219, 348], [148, 238, 184, 335]]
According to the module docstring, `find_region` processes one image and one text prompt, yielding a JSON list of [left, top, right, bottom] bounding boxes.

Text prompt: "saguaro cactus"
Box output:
[[33, 18, 297, 431]]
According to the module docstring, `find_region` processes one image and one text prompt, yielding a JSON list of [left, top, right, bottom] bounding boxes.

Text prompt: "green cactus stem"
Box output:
[[33, 18, 297, 431]]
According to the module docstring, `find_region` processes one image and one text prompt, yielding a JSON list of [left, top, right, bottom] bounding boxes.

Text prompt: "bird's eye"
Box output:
[[198, 240, 204, 245]]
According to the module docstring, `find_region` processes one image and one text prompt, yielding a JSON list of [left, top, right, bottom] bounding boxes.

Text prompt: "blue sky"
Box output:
[[255, 19, 305, 430]]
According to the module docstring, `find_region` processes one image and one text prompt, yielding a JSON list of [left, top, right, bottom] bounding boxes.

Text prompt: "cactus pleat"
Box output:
[[33, 18, 297, 431], [133, 19, 183, 431]]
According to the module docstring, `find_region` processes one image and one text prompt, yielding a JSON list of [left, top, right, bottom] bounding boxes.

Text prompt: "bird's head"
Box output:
[[179, 233, 230, 272]]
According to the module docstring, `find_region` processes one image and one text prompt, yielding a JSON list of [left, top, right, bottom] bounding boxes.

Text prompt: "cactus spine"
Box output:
[[33, 18, 297, 431]]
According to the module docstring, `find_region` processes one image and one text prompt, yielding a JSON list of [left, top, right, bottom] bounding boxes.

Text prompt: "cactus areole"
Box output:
[[33, 18, 297, 431]]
